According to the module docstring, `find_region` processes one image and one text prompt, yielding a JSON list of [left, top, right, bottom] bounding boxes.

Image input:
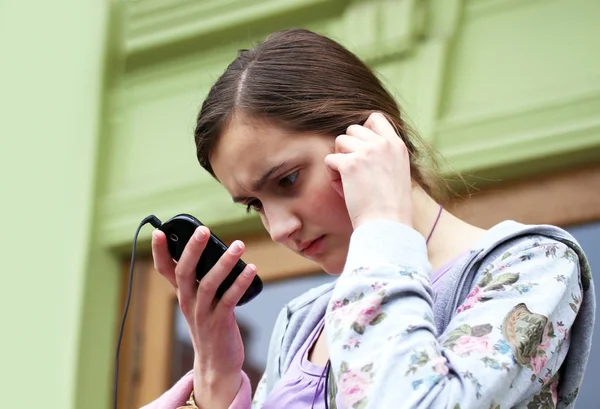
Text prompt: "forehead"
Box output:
[[210, 116, 306, 194]]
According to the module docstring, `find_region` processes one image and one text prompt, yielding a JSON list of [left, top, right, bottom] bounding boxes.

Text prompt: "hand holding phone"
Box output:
[[151, 213, 262, 409], [158, 213, 263, 305]]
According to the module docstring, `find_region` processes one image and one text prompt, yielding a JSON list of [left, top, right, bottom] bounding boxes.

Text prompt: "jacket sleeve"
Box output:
[[140, 370, 253, 409], [325, 221, 583, 409]]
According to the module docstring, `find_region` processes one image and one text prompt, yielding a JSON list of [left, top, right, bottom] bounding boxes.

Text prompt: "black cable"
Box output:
[[324, 359, 331, 409], [113, 215, 162, 409]]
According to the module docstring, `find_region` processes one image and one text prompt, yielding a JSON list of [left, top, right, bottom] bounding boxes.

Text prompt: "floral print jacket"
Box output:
[[143, 220, 594, 409], [321, 221, 591, 409]]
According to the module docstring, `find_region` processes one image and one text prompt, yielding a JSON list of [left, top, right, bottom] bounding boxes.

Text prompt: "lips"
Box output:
[[300, 235, 325, 257]]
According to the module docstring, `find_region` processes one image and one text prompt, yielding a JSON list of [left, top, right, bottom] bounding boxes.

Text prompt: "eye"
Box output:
[[245, 199, 263, 213], [278, 170, 299, 188]]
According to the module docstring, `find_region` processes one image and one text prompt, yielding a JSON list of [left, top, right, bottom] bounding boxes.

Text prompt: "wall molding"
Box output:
[[126, 0, 343, 52], [442, 119, 600, 180], [125, 0, 348, 69], [333, 0, 427, 64], [410, 0, 464, 141], [435, 86, 600, 174], [122, 44, 234, 90], [437, 86, 600, 134], [124, 0, 428, 69], [464, 0, 544, 16]]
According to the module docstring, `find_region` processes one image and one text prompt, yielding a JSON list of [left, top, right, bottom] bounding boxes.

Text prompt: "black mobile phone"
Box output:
[[158, 213, 263, 306]]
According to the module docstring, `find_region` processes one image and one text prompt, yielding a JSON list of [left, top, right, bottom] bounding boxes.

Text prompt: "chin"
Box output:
[[318, 256, 345, 276]]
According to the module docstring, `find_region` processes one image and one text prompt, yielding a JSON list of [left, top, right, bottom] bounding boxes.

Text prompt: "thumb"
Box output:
[[151, 230, 179, 289], [324, 152, 344, 172]]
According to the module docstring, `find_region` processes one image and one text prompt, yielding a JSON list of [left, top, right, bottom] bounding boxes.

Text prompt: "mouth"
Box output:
[[300, 235, 326, 257]]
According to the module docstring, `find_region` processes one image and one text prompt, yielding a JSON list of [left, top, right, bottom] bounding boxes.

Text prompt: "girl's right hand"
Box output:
[[151, 226, 257, 409]]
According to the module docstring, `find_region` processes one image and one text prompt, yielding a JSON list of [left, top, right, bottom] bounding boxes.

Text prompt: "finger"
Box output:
[[363, 112, 398, 141], [176, 226, 210, 302], [196, 240, 246, 316], [324, 158, 344, 198], [151, 230, 177, 289], [345, 124, 378, 141], [216, 263, 257, 311], [335, 134, 366, 154], [324, 152, 345, 172]]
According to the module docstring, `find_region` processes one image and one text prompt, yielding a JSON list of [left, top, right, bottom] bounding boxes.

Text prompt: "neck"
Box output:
[[411, 186, 486, 270]]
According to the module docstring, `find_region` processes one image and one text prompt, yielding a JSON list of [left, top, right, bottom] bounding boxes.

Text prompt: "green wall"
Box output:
[[3, 0, 596, 408], [99, 0, 600, 249], [85, 0, 600, 408], [0, 1, 109, 409]]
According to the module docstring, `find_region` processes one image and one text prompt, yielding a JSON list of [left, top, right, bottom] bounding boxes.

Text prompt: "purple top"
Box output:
[[261, 315, 335, 409], [261, 253, 467, 409], [431, 251, 468, 289]]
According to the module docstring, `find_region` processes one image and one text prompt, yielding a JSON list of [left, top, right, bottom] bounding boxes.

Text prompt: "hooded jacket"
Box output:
[[143, 220, 595, 409]]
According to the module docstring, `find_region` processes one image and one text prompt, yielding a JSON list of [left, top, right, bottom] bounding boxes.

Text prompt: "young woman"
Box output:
[[144, 29, 595, 409]]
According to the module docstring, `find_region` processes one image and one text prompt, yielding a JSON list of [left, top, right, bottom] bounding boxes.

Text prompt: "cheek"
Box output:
[[304, 175, 351, 226]]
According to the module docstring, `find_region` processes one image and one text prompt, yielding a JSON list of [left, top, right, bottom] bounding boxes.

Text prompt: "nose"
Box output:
[[265, 203, 301, 245]]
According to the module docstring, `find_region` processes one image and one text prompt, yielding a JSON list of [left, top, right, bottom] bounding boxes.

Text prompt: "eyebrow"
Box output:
[[232, 160, 289, 203]]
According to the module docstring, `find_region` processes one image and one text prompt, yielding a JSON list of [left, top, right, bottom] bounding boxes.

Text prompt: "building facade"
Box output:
[[4, 1, 598, 408]]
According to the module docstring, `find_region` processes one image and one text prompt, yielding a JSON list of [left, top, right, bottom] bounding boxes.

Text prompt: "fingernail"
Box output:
[[230, 241, 242, 254], [244, 265, 256, 276], [195, 227, 205, 240]]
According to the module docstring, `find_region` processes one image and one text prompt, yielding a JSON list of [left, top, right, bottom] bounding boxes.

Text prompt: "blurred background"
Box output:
[[2, 0, 599, 408]]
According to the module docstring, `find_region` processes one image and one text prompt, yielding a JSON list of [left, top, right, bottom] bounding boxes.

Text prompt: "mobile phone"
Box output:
[[158, 213, 263, 306]]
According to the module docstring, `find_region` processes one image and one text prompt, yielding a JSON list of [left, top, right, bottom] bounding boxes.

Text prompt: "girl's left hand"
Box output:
[[325, 112, 413, 229]]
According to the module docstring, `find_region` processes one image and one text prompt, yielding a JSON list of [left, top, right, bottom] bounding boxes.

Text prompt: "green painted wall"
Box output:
[[3, 0, 591, 408], [98, 0, 600, 249], [0, 1, 109, 409]]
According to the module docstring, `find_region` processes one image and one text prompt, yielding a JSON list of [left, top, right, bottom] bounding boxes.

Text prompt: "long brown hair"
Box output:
[[194, 28, 453, 202]]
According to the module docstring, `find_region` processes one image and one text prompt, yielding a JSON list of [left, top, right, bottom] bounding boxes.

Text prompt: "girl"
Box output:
[[144, 29, 594, 409]]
